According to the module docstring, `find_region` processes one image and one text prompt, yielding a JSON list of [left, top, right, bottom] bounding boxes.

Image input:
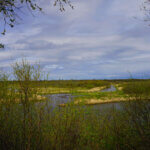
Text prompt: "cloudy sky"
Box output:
[[0, 0, 150, 79]]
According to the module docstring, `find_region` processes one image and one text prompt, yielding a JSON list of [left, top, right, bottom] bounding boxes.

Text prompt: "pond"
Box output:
[[45, 94, 75, 108], [45, 85, 122, 111]]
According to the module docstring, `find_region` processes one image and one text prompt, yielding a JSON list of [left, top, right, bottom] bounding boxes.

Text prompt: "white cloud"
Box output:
[[44, 64, 64, 70], [0, 0, 150, 79]]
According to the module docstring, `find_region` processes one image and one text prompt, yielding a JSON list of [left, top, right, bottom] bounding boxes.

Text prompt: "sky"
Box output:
[[0, 0, 150, 80]]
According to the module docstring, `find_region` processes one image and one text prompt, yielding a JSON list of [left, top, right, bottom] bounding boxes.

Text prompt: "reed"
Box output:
[[0, 60, 149, 150]]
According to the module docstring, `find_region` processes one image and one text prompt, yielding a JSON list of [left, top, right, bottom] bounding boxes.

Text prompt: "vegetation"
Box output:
[[122, 80, 150, 99], [0, 61, 150, 150], [73, 90, 126, 101], [0, 43, 4, 49], [39, 79, 110, 89]]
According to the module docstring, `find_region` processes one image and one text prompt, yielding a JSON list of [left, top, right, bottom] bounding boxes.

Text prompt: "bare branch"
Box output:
[[0, 0, 73, 35]]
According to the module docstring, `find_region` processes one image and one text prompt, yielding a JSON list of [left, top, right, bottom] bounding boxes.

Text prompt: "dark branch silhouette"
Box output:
[[0, 0, 73, 35]]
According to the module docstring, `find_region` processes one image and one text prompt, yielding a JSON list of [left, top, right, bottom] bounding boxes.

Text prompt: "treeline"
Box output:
[[1, 80, 110, 89]]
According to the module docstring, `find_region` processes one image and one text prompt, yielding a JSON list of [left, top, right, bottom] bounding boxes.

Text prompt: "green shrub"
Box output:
[[0, 62, 149, 150]]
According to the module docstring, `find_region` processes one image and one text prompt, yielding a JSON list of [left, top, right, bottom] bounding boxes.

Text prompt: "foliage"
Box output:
[[0, 62, 150, 149], [74, 90, 126, 101], [122, 80, 150, 99], [0, 43, 4, 49], [38, 80, 110, 89], [12, 59, 42, 101]]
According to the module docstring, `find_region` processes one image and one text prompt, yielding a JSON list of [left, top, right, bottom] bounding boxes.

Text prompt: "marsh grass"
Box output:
[[123, 80, 150, 100], [0, 61, 150, 150]]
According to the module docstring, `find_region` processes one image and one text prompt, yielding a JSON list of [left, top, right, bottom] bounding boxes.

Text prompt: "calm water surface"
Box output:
[[101, 85, 117, 92], [45, 85, 122, 110]]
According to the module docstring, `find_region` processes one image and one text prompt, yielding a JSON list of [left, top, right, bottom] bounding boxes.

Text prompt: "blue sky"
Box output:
[[1, 0, 150, 79]]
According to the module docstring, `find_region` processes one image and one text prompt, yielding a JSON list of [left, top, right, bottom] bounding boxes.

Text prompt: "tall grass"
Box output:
[[123, 80, 150, 100], [0, 61, 149, 150]]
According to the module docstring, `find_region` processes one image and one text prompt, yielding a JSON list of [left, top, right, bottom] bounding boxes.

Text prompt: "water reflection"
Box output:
[[45, 93, 123, 111]]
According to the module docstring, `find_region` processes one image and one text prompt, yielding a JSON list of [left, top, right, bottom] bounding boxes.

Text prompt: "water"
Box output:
[[44, 94, 123, 113], [91, 102, 123, 111], [101, 85, 117, 92], [45, 85, 122, 110], [45, 94, 74, 108]]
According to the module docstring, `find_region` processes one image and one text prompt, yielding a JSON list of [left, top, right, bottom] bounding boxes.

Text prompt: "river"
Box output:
[[45, 85, 123, 111]]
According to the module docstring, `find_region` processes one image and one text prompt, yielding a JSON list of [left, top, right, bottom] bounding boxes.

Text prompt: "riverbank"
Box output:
[[59, 97, 127, 107], [0, 94, 47, 103], [59, 97, 150, 106], [38, 82, 150, 107], [45, 85, 126, 107]]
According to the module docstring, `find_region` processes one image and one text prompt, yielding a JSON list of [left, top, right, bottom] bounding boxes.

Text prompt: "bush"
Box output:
[[0, 61, 149, 150]]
